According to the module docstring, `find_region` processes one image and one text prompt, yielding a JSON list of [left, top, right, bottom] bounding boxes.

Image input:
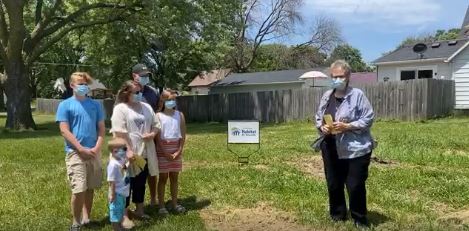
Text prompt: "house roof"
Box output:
[[373, 38, 469, 64], [213, 68, 327, 87], [350, 72, 377, 84], [188, 69, 231, 87]]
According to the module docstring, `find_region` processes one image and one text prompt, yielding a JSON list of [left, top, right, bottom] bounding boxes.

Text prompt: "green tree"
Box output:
[[0, 0, 140, 130], [398, 28, 461, 47], [249, 43, 326, 72], [82, 0, 239, 90], [328, 44, 369, 72]]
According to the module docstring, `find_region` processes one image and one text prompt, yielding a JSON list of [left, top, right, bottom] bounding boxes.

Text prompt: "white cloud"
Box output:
[[304, 0, 441, 27]]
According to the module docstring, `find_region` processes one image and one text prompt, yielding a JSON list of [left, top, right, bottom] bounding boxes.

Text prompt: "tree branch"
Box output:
[[35, 0, 44, 25], [27, 15, 125, 64], [38, 2, 129, 41], [31, 0, 62, 40], [0, 2, 9, 50]]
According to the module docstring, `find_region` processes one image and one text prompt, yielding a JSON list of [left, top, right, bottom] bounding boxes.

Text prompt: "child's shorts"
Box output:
[[109, 194, 126, 223]]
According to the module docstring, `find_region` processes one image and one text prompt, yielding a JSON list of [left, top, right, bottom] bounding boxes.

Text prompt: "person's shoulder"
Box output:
[[107, 158, 120, 169], [350, 87, 365, 96], [321, 89, 333, 98], [140, 102, 153, 111], [114, 103, 127, 110]]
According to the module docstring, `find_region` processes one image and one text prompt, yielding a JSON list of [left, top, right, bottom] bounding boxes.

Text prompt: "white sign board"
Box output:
[[228, 120, 260, 144]]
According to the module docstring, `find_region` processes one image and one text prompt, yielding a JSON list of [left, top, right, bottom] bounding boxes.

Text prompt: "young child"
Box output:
[[107, 138, 130, 231], [156, 91, 187, 215]]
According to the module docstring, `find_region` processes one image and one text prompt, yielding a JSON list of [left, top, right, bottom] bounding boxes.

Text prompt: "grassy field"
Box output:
[[1, 114, 469, 231]]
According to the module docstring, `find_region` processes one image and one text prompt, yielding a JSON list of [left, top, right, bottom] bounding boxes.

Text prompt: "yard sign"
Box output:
[[227, 120, 261, 163]]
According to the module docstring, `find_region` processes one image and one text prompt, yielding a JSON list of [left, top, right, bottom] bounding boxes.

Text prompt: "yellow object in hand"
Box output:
[[134, 155, 147, 169], [323, 114, 337, 134]]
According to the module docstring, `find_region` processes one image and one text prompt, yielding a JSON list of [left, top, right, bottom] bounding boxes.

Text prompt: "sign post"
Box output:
[[227, 120, 261, 164]]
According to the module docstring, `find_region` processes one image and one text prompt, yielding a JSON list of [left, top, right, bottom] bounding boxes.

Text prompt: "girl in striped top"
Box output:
[[156, 91, 187, 215]]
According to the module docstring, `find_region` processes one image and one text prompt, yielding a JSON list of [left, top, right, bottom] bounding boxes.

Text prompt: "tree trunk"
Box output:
[[4, 59, 36, 130], [0, 78, 4, 111]]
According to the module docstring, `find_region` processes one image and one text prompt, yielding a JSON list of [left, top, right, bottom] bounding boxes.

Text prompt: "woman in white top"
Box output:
[[156, 90, 187, 215], [110, 80, 159, 224]]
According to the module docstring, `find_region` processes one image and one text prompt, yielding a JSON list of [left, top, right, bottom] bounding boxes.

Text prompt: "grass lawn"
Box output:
[[1, 114, 469, 231]]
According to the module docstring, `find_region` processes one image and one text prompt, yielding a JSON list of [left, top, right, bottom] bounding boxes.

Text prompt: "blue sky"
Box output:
[[288, 0, 468, 63]]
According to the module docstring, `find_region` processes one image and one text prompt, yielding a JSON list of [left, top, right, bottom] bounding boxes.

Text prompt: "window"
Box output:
[[399, 66, 436, 80], [418, 70, 433, 79], [401, 70, 415, 80]]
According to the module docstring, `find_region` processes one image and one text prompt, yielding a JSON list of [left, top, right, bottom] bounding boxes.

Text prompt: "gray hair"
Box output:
[[330, 60, 351, 76]]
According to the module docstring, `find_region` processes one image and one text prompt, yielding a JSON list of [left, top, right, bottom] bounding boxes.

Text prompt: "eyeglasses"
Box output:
[[119, 147, 127, 152]]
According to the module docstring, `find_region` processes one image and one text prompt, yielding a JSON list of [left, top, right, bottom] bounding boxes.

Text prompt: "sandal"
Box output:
[[173, 205, 186, 214], [158, 207, 169, 216], [69, 224, 81, 231]]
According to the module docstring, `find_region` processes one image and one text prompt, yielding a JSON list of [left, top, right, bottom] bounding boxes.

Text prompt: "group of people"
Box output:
[[56, 63, 186, 231], [57, 60, 376, 230]]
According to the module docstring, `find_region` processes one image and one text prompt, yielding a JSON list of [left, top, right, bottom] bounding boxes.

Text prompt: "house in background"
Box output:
[[188, 69, 230, 95], [373, 5, 469, 109], [209, 68, 377, 94]]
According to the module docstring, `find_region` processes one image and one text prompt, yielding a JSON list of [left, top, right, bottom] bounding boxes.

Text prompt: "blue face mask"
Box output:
[[165, 100, 176, 109], [139, 76, 150, 86], [116, 148, 127, 160], [75, 84, 89, 96], [331, 78, 347, 90], [133, 92, 143, 102]]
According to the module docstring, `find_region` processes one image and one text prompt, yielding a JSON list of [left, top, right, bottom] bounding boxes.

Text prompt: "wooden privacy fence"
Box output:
[[36, 98, 114, 119], [177, 79, 455, 123]]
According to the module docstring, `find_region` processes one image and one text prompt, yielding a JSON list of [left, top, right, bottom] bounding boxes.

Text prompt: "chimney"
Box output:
[[461, 5, 469, 38]]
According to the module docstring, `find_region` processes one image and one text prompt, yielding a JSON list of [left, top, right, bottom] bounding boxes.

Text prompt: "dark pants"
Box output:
[[126, 162, 149, 207], [321, 136, 371, 224]]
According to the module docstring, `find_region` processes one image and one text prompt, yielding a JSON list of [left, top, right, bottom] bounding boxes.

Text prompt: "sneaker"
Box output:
[[173, 205, 186, 214], [158, 207, 169, 216], [354, 220, 370, 230], [69, 224, 81, 231], [121, 218, 135, 230]]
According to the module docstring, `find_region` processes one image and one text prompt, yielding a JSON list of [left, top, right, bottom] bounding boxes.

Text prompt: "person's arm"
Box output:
[[142, 105, 158, 141], [91, 103, 106, 155], [315, 91, 332, 135], [59, 122, 93, 159], [348, 92, 374, 131], [174, 112, 186, 159], [334, 92, 374, 133], [111, 104, 135, 160], [108, 181, 116, 202]]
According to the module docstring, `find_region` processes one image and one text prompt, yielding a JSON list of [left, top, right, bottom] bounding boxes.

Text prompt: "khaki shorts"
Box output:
[[65, 151, 102, 194]]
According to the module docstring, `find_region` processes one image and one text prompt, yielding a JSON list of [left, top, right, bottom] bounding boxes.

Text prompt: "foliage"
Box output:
[[327, 44, 371, 72], [398, 28, 461, 48], [249, 43, 326, 72]]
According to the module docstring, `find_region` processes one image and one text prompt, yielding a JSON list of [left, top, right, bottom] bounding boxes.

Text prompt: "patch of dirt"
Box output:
[[287, 155, 324, 180], [200, 203, 317, 231], [438, 208, 469, 226]]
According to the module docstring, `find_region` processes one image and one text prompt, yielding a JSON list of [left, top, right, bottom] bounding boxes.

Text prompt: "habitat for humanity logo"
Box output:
[[231, 127, 256, 137]]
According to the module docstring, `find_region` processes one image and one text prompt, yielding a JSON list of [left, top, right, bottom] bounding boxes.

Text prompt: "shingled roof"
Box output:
[[373, 39, 469, 64]]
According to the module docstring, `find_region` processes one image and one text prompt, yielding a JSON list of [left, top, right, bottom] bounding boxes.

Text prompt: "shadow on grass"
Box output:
[[0, 121, 60, 139], [368, 210, 391, 226], [85, 196, 211, 230]]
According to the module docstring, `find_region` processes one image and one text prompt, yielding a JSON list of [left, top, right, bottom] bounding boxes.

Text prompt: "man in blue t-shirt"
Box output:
[[131, 63, 161, 206], [56, 72, 105, 231]]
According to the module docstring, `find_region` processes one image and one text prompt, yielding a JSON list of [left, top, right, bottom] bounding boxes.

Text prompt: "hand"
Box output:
[[333, 122, 351, 133], [77, 147, 94, 160], [109, 192, 115, 203], [142, 133, 155, 142], [90, 146, 100, 156], [127, 150, 136, 162], [165, 153, 174, 161], [320, 124, 332, 135]]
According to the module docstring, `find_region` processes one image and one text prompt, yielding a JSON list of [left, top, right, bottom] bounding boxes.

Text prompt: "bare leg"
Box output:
[[81, 189, 94, 223], [158, 173, 169, 209], [148, 176, 157, 205], [111, 222, 122, 231], [169, 172, 179, 209], [71, 192, 85, 225]]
